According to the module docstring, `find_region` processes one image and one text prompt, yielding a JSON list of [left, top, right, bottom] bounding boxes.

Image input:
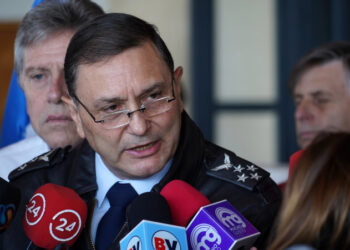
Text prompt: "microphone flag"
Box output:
[[0, 71, 29, 148], [186, 200, 260, 250]]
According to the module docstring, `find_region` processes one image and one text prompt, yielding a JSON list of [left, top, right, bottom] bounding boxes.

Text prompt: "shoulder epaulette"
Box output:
[[9, 146, 71, 181], [205, 152, 270, 191]]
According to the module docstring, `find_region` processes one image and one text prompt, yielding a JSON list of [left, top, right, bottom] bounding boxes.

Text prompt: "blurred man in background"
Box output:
[[0, 0, 104, 180], [289, 42, 350, 149]]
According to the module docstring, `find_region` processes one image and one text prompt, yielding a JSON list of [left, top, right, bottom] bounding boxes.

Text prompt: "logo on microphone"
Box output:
[[215, 207, 246, 234], [25, 193, 46, 226], [0, 204, 16, 232], [190, 224, 222, 250], [127, 236, 142, 250], [49, 209, 83, 242], [153, 230, 181, 250]]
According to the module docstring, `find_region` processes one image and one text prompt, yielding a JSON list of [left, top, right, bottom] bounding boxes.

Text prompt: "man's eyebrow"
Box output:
[[93, 97, 126, 109], [138, 82, 164, 97], [294, 89, 331, 97], [310, 90, 332, 97], [92, 82, 166, 108], [24, 67, 49, 76]]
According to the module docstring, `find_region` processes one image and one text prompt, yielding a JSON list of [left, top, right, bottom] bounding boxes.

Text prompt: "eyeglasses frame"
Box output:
[[72, 79, 176, 128]]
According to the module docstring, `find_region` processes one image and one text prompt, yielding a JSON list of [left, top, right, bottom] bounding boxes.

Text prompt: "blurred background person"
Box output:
[[268, 132, 350, 250], [0, 0, 104, 180], [279, 42, 350, 187], [289, 42, 350, 149]]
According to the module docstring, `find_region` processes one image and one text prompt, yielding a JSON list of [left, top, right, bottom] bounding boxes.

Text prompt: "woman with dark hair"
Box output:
[[268, 132, 350, 250]]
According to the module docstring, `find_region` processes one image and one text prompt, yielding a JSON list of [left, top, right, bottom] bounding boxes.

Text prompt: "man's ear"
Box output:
[[173, 66, 183, 111], [62, 96, 86, 139]]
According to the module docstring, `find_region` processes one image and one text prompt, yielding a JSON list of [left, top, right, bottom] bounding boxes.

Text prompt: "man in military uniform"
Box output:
[[2, 13, 281, 249]]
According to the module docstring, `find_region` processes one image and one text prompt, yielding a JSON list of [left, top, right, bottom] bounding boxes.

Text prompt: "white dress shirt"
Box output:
[[91, 152, 172, 243]]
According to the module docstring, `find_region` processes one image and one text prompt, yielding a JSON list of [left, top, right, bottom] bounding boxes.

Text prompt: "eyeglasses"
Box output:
[[72, 82, 176, 130]]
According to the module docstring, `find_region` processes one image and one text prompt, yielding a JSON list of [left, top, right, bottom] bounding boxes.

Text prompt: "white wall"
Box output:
[[215, 0, 276, 103], [0, 0, 32, 20], [214, 0, 280, 167]]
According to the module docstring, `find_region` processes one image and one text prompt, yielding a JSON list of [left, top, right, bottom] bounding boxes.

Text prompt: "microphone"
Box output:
[[160, 179, 210, 227], [161, 180, 260, 250], [0, 177, 20, 233], [126, 191, 173, 227], [119, 192, 188, 250], [187, 200, 260, 250], [289, 149, 304, 177], [23, 183, 87, 249]]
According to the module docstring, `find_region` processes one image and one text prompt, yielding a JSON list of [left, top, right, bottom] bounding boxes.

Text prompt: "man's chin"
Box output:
[[43, 133, 82, 149], [297, 130, 318, 148]]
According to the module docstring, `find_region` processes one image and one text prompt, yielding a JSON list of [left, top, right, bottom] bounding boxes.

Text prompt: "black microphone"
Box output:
[[126, 192, 173, 228], [110, 192, 172, 250], [0, 177, 20, 233], [110, 192, 188, 250]]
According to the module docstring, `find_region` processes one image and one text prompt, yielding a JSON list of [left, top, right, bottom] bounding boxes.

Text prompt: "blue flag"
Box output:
[[0, 0, 45, 148], [32, 0, 45, 8], [0, 72, 29, 148]]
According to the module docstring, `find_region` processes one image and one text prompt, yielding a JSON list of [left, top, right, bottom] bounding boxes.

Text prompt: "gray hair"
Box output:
[[14, 0, 104, 76]]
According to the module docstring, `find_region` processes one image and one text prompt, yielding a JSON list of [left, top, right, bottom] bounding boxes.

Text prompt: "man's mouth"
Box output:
[[299, 131, 315, 138], [126, 141, 161, 157], [47, 115, 72, 122], [130, 142, 156, 151]]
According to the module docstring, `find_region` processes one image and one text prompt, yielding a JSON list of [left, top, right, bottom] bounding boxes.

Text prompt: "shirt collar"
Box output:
[[95, 152, 172, 208]]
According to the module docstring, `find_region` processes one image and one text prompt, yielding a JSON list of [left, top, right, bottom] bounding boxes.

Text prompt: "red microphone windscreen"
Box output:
[[23, 183, 87, 249], [160, 180, 210, 227], [289, 150, 304, 178]]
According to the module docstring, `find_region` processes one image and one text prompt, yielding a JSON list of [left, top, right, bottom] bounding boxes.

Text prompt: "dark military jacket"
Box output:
[[1, 111, 281, 249]]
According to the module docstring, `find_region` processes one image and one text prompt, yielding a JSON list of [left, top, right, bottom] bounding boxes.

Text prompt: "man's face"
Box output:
[[293, 60, 350, 148], [66, 42, 183, 179], [20, 31, 82, 149]]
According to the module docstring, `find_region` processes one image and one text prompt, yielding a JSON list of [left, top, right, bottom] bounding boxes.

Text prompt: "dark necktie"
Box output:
[[95, 182, 138, 250]]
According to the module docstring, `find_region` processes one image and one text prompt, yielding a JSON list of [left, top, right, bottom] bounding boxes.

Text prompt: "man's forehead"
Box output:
[[294, 80, 334, 94], [77, 42, 168, 73], [22, 32, 73, 71], [75, 46, 170, 89], [26, 31, 73, 53], [295, 63, 348, 93]]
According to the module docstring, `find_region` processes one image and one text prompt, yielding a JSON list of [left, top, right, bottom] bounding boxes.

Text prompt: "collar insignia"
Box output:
[[211, 153, 233, 171], [237, 173, 248, 182]]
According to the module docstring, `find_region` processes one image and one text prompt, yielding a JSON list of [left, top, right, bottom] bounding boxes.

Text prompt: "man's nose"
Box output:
[[127, 110, 150, 136], [47, 72, 66, 103], [295, 100, 314, 122]]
